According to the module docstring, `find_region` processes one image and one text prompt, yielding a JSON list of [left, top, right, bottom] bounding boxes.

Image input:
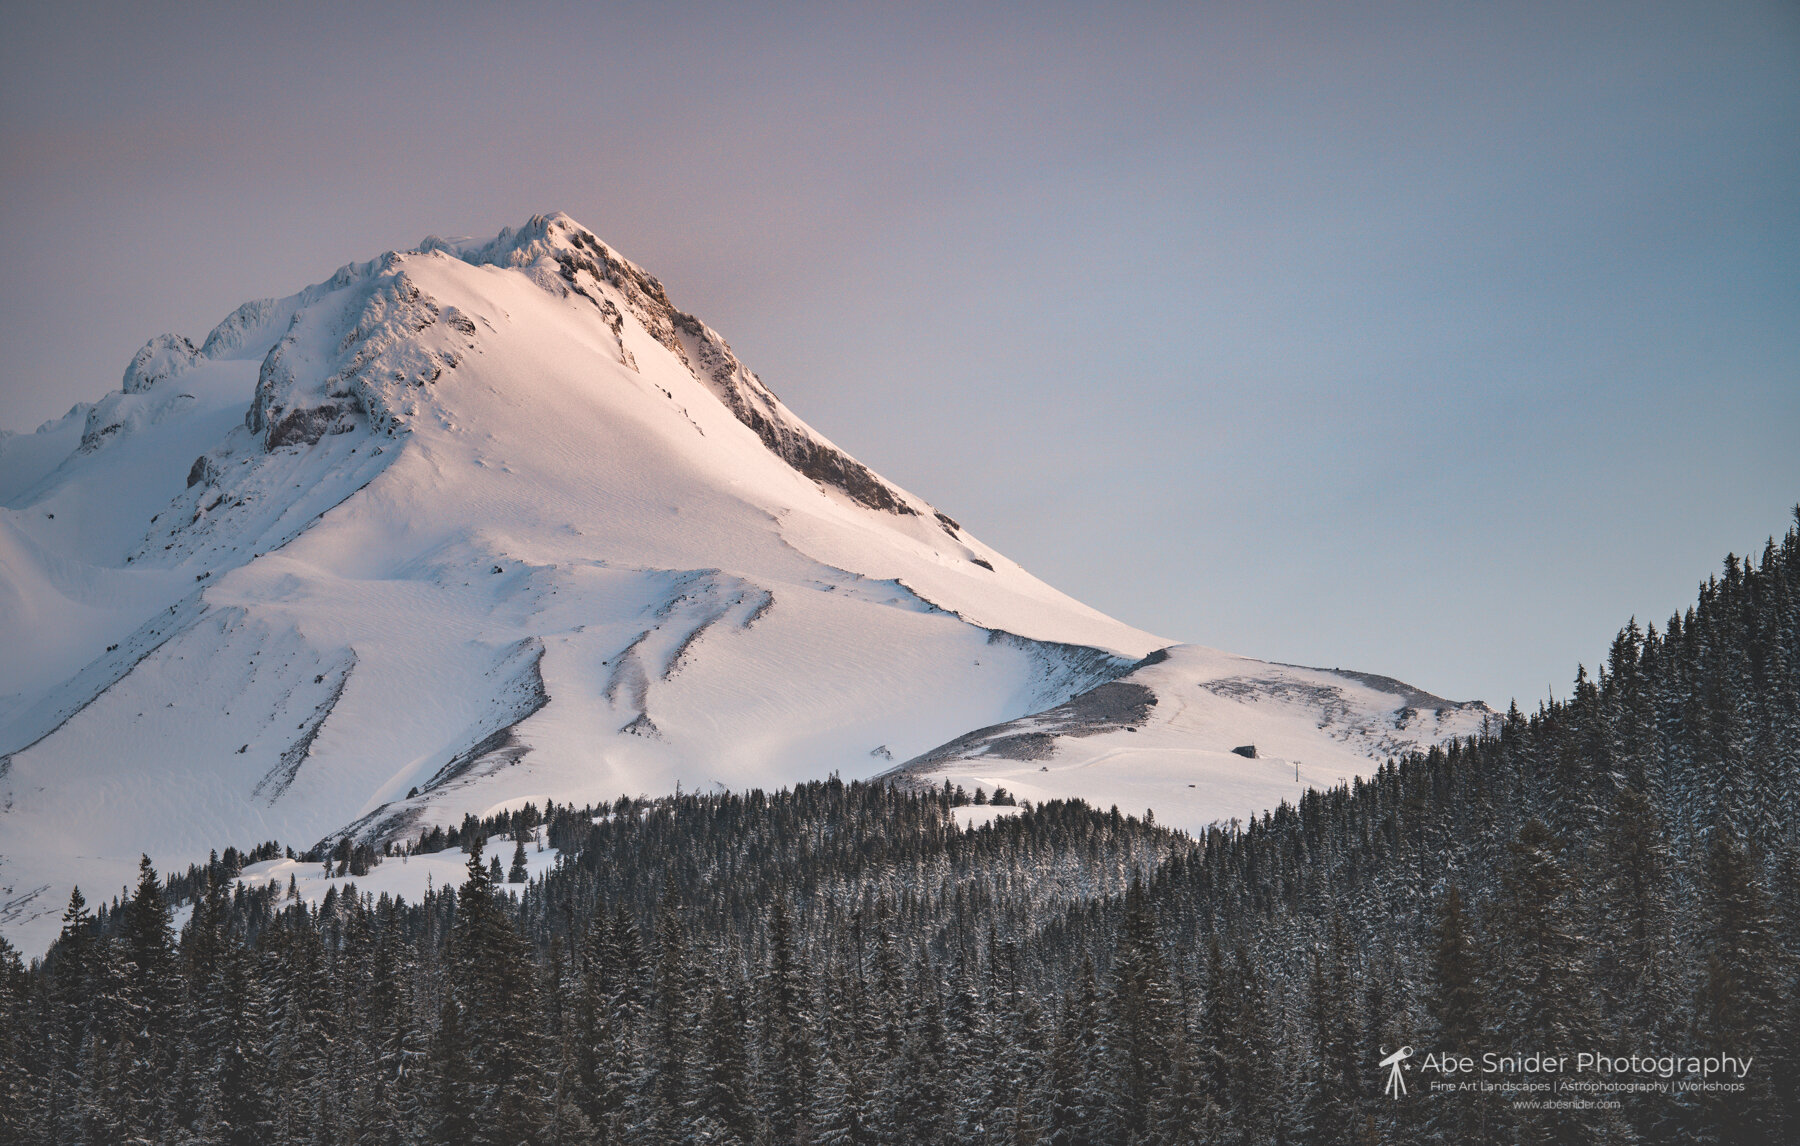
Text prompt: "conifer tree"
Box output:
[[758, 898, 812, 1144], [809, 1040, 864, 1146], [47, 886, 95, 1146], [1108, 876, 1176, 1141], [1298, 914, 1362, 1146], [1428, 885, 1482, 1050], [1594, 788, 1678, 1047], [1694, 829, 1786, 1145], [198, 941, 272, 1146], [645, 879, 694, 1142], [0, 935, 31, 1145], [694, 979, 754, 1144], [451, 839, 544, 1145], [432, 998, 477, 1146], [896, 952, 949, 1146], [1490, 820, 1594, 1048], [1046, 994, 1094, 1146]]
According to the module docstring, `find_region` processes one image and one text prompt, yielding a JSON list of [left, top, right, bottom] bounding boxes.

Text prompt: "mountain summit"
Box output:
[[0, 214, 1487, 951]]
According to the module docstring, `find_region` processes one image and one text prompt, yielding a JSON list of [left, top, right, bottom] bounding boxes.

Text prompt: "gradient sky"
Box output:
[[3, 1, 1797, 708]]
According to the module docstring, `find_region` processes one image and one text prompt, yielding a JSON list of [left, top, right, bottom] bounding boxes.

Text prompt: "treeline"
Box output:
[[0, 517, 1796, 1144]]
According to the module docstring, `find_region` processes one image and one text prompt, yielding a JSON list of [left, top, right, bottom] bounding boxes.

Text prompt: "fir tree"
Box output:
[[451, 839, 544, 1146], [693, 980, 753, 1144], [758, 897, 812, 1144], [1108, 876, 1177, 1141], [1693, 829, 1786, 1145], [432, 998, 477, 1146], [1298, 913, 1362, 1146], [1427, 885, 1482, 1050]]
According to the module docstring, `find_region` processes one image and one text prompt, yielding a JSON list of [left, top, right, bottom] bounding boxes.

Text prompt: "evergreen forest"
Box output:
[[1, 517, 1797, 1145]]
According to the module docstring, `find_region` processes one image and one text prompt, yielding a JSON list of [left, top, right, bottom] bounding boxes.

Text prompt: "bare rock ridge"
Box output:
[[895, 680, 1161, 771], [1282, 664, 1486, 717]]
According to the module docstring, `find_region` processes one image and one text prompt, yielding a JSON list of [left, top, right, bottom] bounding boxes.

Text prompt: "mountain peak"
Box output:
[[245, 213, 935, 523], [422, 211, 619, 271], [0, 213, 1482, 957]]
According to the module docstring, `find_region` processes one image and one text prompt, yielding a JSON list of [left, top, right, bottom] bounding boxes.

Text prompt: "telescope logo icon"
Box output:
[[1379, 1045, 1414, 1099]]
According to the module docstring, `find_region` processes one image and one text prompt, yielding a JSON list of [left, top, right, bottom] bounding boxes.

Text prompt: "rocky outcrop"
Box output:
[[891, 680, 1159, 774], [121, 334, 199, 393], [246, 261, 468, 450]]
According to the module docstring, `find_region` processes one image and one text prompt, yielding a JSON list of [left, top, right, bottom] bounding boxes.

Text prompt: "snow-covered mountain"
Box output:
[[0, 213, 1489, 952], [881, 647, 1492, 824]]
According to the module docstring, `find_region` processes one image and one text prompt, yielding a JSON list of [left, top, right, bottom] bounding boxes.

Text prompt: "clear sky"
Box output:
[[3, 1, 1797, 708]]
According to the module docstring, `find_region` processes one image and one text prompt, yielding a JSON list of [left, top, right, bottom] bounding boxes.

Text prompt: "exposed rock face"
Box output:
[[668, 308, 919, 517], [245, 260, 467, 450], [122, 334, 199, 393], [896, 678, 1160, 770], [232, 213, 932, 523], [183, 213, 943, 530], [185, 454, 219, 488]]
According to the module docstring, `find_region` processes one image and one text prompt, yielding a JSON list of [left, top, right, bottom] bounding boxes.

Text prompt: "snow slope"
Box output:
[[235, 828, 567, 916], [883, 645, 1494, 829], [0, 213, 1483, 953]]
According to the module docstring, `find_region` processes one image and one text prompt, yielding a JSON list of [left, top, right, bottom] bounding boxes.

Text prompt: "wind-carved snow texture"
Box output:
[[0, 592, 211, 780], [603, 571, 775, 737], [252, 653, 356, 804], [421, 638, 551, 794]]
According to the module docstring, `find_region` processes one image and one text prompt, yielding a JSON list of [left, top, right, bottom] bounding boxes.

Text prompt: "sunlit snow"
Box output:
[[0, 213, 1486, 954]]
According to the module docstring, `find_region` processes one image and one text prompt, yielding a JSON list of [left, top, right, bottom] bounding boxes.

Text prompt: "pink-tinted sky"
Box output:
[[3, 1, 1797, 706]]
